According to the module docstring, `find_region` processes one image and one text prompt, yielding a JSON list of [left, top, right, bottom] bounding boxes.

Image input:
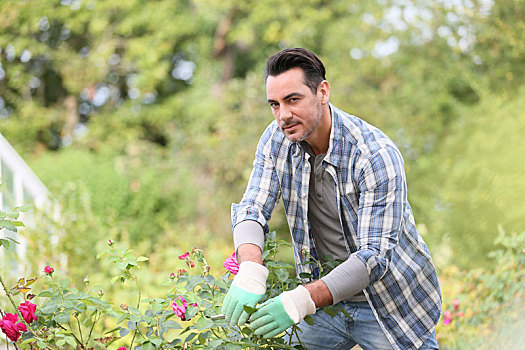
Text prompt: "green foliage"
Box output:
[[2, 226, 333, 349], [436, 229, 525, 349], [426, 88, 525, 267], [0, 205, 30, 249]]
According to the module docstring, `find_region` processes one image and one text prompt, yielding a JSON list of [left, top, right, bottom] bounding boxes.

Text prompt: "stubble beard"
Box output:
[[283, 106, 323, 144]]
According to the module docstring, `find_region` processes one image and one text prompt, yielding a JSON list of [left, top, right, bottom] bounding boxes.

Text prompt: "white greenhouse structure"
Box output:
[[0, 132, 50, 275]]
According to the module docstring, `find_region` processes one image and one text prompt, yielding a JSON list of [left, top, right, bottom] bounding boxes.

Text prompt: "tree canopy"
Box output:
[[1, 0, 524, 269]]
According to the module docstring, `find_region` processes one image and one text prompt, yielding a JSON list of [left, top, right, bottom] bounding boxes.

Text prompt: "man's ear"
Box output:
[[318, 80, 330, 105]]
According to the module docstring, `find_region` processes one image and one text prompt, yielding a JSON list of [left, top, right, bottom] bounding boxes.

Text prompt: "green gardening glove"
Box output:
[[249, 285, 316, 338], [222, 261, 269, 326]]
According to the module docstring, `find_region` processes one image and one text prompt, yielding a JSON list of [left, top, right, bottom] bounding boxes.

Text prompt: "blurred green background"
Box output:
[[1, 0, 524, 347]]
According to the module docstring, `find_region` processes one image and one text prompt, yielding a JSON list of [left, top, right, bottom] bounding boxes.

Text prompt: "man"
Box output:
[[221, 48, 442, 349]]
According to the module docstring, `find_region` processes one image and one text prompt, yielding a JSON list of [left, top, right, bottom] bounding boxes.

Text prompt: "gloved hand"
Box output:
[[221, 261, 269, 326], [249, 285, 316, 338]]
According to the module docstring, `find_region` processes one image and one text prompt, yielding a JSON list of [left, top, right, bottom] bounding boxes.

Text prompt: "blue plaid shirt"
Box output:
[[232, 104, 441, 349]]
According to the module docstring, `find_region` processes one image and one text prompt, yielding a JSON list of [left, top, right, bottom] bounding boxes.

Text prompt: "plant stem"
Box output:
[[57, 323, 85, 349], [0, 273, 19, 312], [75, 315, 84, 344], [85, 311, 99, 347]]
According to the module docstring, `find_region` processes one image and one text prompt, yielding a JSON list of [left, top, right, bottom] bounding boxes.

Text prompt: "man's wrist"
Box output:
[[304, 279, 333, 307], [236, 243, 263, 264]]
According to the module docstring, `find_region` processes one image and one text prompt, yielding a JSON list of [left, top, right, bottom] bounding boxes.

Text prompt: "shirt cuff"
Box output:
[[321, 255, 370, 305], [233, 220, 265, 253]]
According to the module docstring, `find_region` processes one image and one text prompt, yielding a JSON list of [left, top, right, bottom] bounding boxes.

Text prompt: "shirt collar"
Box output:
[[295, 103, 344, 167], [324, 103, 344, 168]]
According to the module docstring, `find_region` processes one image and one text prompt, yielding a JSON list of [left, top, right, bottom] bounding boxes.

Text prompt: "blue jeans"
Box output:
[[291, 300, 439, 350]]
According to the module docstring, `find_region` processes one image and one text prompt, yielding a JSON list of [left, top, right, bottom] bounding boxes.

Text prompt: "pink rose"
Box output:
[[178, 252, 190, 260], [0, 313, 27, 342], [171, 296, 197, 321], [117, 347, 127, 350], [18, 301, 38, 324], [443, 310, 453, 325], [453, 298, 460, 311], [223, 252, 239, 275], [44, 266, 54, 275]]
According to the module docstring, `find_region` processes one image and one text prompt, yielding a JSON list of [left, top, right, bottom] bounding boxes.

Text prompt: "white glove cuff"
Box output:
[[281, 285, 316, 323], [232, 261, 269, 295]]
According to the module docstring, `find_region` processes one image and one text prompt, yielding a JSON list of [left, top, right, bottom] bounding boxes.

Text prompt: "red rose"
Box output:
[[18, 301, 38, 324], [44, 266, 54, 275], [0, 313, 27, 342]]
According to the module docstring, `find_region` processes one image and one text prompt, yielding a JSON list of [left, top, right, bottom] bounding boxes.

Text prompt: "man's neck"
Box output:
[[306, 105, 332, 155]]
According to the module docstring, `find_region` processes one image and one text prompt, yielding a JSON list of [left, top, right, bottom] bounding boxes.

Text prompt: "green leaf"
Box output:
[[96, 251, 108, 259], [184, 332, 197, 343], [65, 337, 77, 347], [241, 326, 253, 335], [242, 305, 257, 315], [41, 302, 58, 314], [261, 250, 270, 260], [130, 314, 141, 323], [208, 339, 223, 349], [0, 219, 17, 232], [0, 239, 9, 249], [56, 339, 66, 346], [22, 337, 37, 344], [341, 308, 354, 321], [119, 328, 130, 337], [117, 313, 130, 324], [12, 220, 25, 227], [55, 312, 71, 323], [37, 341, 47, 348], [104, 326, 121, 334], [185, 304, 199, 321], [225, 343, 243, 350], [142, 342, 156, 350], [322, 306, 339, 317], [5, 237, 20, 245], [116, 261, 128, 270], [150, 337, 162, 346], [7, 211, 19, 219], [304, 315, 314, 325], [38, 290, 53, 297], [196, 316, 213, 331], [299, 272, 313, 279], [111, 275, 123, 284], [162, 320, 182, 330], [137, 256, 149, 262], [15, 205, 32, 212], [276, 268, 289, 282]]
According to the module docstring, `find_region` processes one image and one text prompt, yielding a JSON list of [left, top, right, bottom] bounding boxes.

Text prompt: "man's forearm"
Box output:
[[236, 243, 264, 265], [304, 279, 333, 307]]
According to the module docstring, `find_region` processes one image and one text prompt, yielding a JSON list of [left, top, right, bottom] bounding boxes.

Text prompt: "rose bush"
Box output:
[[3, 206, 334, 349]]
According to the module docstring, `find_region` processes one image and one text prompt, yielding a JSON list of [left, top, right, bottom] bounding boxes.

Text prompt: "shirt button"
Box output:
[[302, 192, 307, 198]]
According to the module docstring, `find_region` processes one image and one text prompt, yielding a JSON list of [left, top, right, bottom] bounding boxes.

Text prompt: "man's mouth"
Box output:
[[282, 123, 299, 131]]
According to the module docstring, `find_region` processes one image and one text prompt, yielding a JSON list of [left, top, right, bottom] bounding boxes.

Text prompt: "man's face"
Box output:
[[266, 68, 326, 143]]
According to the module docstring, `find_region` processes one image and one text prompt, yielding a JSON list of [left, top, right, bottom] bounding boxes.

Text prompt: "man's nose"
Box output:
[[280, 105, 292, 123]]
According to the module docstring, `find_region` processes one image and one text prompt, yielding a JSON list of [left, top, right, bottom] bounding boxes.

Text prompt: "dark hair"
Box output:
[[264, 48, 326, 94]]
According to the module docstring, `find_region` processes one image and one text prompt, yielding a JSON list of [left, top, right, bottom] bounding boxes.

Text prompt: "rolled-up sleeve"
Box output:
[[353, 146, 406, 284], [231, 125, 282, 238]]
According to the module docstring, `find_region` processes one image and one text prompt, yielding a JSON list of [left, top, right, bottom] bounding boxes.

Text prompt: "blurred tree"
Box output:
[[1, 0, 524, 270]]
